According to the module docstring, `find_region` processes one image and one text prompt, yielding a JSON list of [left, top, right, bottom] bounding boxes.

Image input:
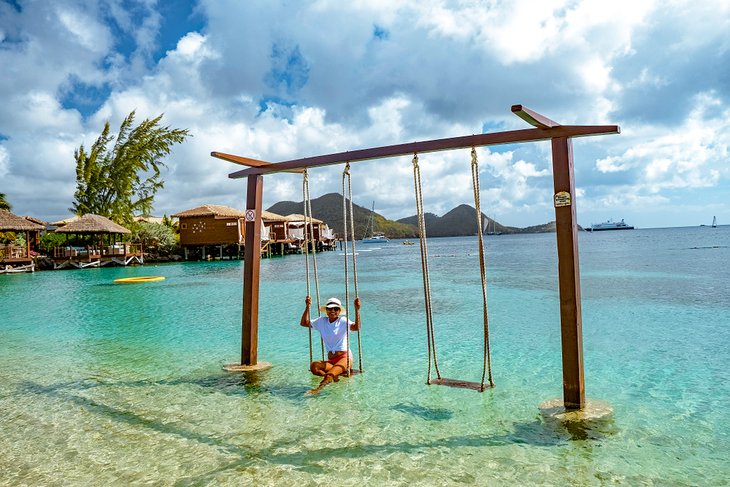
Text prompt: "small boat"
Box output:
[[589, 219, 634, 231], [403, 240, 415, 245], [712, 216, 717, 228], [361, 201, 389, 244]]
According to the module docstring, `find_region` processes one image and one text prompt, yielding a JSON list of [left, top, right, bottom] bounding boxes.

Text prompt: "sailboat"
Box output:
[[361, 201, 389, 243], [484, 215, 502, 235], [702, 216, 718, 228]]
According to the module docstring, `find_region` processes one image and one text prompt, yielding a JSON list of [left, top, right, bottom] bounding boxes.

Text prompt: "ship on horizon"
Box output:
[[589, 218, 635, 232]]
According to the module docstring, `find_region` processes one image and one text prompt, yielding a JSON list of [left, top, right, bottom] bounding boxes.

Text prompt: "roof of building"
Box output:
[[171, 205, 247, 218], [54, 214, 131, 234], [284, 213, 324, 223], [261, 210, 288, 222], [51, 215, 81, 226], [0, 209, 46, 231]]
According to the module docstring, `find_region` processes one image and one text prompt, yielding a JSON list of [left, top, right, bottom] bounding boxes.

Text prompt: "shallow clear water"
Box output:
[[1, 227, 729, 485]]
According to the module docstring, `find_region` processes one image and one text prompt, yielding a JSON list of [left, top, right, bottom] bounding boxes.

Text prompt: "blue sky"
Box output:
[[1, 0, 728, 228]]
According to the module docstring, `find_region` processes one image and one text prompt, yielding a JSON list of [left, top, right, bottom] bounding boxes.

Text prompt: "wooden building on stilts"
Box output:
[[51, 214, 142, 269], [173, 205, 248, 261], [0, 209, 45, 274]]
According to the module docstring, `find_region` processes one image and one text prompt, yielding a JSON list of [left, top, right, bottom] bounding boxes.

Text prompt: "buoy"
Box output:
[[113, 276, 165, 284]]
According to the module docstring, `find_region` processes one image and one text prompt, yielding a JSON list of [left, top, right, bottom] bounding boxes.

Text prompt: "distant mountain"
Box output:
[[268, 193, 563, 238], [267, 193, 417, 239], [397, 204, 515, 236]]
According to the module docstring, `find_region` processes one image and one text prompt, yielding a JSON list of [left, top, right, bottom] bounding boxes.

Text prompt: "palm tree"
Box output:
[[0, 193, 11, 211]]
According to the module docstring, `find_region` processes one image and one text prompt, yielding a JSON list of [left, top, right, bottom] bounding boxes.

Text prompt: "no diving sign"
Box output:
[[245, 209, 256, 222]]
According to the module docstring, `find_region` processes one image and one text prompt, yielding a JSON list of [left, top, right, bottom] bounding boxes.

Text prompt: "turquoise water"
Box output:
[[1, 227, 729, 485]]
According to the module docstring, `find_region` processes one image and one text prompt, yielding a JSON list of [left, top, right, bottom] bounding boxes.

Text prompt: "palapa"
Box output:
[[285, 213, 324, 223], [0, 209, 45, 232], [171, 205, 247, 219], [54, 214, 131, 234]]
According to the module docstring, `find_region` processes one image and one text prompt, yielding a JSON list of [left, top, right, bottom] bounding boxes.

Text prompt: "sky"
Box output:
[[1, 0, 729, 229]]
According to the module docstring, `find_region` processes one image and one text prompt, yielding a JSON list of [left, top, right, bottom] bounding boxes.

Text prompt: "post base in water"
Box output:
[[223, 361, 272, 372], [539, 398, 613, 421], [539, 398, 615, 440]]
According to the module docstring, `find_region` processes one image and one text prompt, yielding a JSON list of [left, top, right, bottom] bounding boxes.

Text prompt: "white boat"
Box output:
[[361, 201, 389, 244], [712, 216, 717, 228], [362, 233, 388, 243], [589, 218, 634, 231]]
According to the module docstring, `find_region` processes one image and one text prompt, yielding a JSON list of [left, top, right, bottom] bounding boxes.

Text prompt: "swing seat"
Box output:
[[428, 377, 493, 392]]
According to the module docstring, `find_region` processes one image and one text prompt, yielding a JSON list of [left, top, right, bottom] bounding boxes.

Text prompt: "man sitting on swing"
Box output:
[[300, 295, 361, 395]]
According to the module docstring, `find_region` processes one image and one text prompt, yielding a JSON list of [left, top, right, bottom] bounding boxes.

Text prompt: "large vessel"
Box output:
[[589, 219, 634, 231]]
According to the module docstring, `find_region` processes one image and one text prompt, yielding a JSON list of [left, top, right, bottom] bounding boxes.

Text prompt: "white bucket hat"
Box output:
[[325, 297, 342, 309]]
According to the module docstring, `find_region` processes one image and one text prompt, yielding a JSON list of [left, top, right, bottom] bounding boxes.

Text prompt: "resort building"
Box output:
[[172, 205, 249, 260], [51, 214, 143, 269], [172, 205, 337, 259], [283, 214, 337, 253], [0, 209, 45, 273]]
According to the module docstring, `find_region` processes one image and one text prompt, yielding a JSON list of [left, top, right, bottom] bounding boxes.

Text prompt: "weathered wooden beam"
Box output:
[[212, 151, 305, 173], [511, 104, 561, 128], [241, 174, 263, 366], [551, 136, 586, 409], [227, 124, 619, 178]]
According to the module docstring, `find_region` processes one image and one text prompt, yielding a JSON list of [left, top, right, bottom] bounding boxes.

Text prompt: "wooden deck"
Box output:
[[51, 244, 143, 269], [0, 245, 35, 273]]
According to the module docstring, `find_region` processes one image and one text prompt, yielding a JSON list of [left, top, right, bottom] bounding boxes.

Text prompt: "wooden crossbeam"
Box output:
[[227, 124, 619, 178], [211, 151, 305, 173]]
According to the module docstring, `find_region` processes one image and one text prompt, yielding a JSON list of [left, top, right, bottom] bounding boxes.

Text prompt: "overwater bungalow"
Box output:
[[51, 214, 142, 269], [172, 205, 248, 260], [0, 209, 45, 273], [284, 214, 337, 253]]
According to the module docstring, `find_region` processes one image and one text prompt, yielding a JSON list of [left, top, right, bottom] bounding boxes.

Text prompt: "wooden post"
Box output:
[[551, 136, 585, 409], [241, 174, 264, 366]]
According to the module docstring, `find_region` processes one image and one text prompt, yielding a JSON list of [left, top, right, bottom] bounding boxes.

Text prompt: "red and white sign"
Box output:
[[245, 209, 256, 222]]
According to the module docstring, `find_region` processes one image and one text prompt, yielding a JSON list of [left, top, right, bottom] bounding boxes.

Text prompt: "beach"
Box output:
[[1, 226, 728, 485]]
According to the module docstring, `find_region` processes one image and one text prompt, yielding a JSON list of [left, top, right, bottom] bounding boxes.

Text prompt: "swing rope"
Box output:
[[411, 153, 442, 383], [412, 150, 494, 391], [303, 169, 324, 363], [470, 147, 494, 390], [342, 163, 363, 374]]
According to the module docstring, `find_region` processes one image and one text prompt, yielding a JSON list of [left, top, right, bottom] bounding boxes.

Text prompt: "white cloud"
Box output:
[[1, 0, 729, 228]]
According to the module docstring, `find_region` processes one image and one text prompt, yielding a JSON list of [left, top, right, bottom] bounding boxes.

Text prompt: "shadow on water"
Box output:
[[14, 376, 617, 484], [17, 368, 312, 402], [16, 364, 619, 478], [392, 402, 454, 421]]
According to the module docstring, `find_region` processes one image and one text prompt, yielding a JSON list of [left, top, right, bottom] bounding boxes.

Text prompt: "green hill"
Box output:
[[268, 193, 562, 238], [267, 193, 417, 239]]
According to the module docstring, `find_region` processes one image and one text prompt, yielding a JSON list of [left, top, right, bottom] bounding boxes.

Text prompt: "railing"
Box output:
[[52, 244, 142, 259], [0, 245, 26, 259]]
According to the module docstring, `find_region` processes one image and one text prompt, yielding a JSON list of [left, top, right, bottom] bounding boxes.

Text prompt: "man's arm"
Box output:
[[300, 295, 312, 327], [350, 297, 361, 331]]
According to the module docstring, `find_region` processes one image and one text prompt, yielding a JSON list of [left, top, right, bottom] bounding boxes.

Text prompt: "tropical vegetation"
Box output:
[[71, 111, 190, 226]]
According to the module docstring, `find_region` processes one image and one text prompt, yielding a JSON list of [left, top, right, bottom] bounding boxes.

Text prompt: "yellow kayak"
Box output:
[[113, 276, 165, 284]]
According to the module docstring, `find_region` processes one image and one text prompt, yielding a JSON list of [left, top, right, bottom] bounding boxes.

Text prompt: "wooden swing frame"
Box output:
[[212, 104, 620, 410]]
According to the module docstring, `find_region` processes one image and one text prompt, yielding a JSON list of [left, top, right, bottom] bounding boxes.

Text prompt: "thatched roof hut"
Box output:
[[54, 214, 131, 234], [172, 205, 246, 218], [261, 210, 288, 223], [284, 213, 324, 224], [51, 215, 81, 227], [0, 209, 45, 232]]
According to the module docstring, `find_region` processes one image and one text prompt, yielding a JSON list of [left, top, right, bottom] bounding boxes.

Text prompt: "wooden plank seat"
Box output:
[[428, 377, 493, 392]]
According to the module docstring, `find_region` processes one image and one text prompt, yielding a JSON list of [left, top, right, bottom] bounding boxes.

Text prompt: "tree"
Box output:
[[132, 221, 178, 255], [72, 111, 190, 226], [0, 192, 11, 211]]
